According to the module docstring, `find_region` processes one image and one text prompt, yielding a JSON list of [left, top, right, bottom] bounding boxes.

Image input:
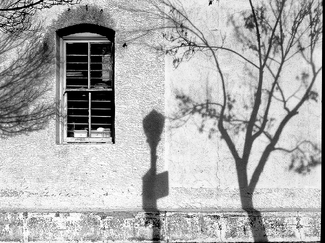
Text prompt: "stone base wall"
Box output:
[[0, 210, 320, 242]]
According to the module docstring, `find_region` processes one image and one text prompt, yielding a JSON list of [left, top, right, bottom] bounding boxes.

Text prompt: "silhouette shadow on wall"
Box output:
[[0, 28, 55, 138], [142, 110, 168, 242]]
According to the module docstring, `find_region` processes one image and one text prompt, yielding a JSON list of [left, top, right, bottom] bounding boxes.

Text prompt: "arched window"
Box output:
[[57, 24, 115, 144]]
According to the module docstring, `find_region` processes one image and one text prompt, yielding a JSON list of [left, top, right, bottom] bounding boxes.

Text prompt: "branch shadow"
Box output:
[[142, 109, 168, 242], [0, 28, 57, 138]]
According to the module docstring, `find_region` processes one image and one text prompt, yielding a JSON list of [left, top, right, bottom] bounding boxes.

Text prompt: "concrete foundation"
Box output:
[[0, 210, 320, 242]]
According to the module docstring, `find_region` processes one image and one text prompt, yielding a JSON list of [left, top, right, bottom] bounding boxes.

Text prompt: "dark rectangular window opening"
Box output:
[[62, 40, 115, 144]]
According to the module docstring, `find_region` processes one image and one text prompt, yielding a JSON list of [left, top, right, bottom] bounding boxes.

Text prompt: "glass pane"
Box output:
[[91, 78, 112, 89], [67, 55, 88, 62], [66, 77, 88, 89], [91, 91, 113, 135], [91, 43, 111, 55], [66, 43, 88, 89], [67, 91, 89, 137], [90, 43, 113, 89], [66, 43, 88, 55], [67, 63, 88, 71]]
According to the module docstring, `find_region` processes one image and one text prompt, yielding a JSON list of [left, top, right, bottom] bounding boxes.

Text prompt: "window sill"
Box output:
[[63, 137, 113, 144]]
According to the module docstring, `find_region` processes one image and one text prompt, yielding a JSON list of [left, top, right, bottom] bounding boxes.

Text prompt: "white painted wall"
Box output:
[[0, 0, 321, 211]]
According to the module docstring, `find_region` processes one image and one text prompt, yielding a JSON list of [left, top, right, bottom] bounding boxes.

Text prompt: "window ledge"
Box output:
[[63, 137, 113, 144]]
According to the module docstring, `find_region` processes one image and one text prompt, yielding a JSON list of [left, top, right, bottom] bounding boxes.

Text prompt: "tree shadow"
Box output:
[[120, 0, 321, 241], [142, 109, 168, 242], [0, 1, 80, 34], [0, 27, 56, 138], [240, 192, 268, 242]]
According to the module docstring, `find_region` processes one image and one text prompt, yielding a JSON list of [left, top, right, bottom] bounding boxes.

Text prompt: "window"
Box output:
[[59, 31, 114, 143]]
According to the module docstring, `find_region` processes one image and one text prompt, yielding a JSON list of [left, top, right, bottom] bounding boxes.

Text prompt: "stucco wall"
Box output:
[[0, 0, 321, 241], [163, 0, 321, 211], [0, 0, 165, 211]]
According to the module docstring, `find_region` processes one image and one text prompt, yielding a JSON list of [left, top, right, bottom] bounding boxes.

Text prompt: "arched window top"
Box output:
[[63, 32, 109, 40], [57, 23, 115, 41]]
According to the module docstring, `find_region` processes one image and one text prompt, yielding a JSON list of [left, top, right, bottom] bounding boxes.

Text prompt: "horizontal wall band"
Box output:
[[0, 210, 320, 242], [0, 207, 321, 213]]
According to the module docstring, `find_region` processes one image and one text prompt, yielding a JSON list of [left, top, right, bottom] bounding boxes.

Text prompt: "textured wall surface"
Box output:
[[0, 211, 320, 242], [0, 0, 321, 242], [163, 0, 321, 210], [0, 1, 165, 211]]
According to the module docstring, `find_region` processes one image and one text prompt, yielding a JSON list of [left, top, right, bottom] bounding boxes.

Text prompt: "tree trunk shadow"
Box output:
[[241, 193, 269, 242], [246, 209, 268, 242]]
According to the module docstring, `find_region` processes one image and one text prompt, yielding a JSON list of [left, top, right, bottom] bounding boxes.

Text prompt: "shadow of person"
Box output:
[[142, 109, 168, 242]]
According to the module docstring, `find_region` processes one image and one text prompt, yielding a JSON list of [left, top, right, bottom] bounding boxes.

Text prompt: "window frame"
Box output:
[[59, 33, 115, 144]]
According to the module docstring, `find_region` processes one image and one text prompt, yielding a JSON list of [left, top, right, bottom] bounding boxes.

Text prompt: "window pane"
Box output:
[[67, 55, 88, 62], [66, 43, 88, 55], [90, 43, 113, 89], [66, 43, 88, 89], [67, 91, 89, 137], [66, 77, 88, 89], [91, 91, 113, 133], [91, 43, 111, 55]]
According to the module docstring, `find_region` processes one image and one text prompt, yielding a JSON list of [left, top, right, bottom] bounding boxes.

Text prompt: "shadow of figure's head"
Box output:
[[143, 110, 165, 149]]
